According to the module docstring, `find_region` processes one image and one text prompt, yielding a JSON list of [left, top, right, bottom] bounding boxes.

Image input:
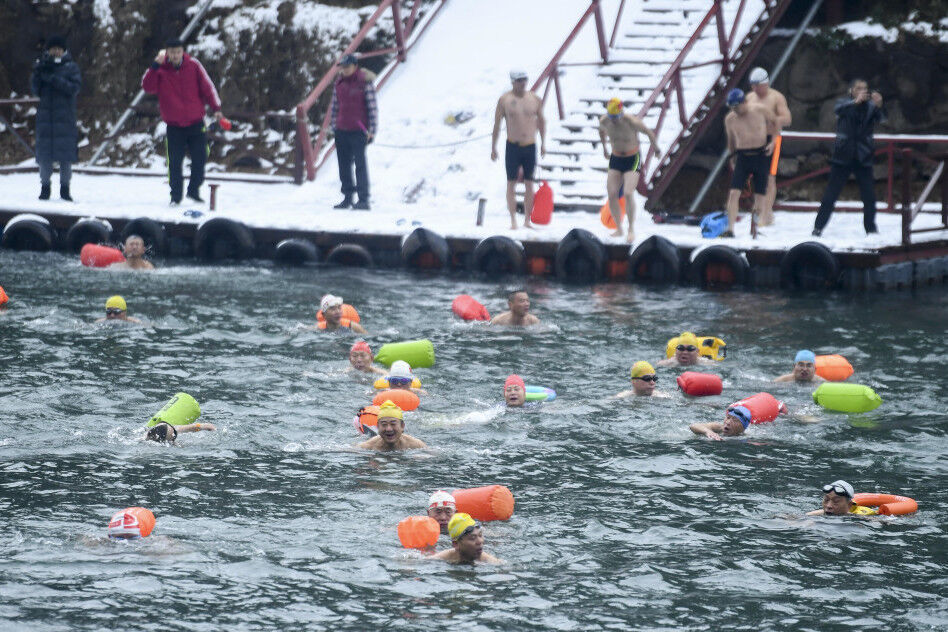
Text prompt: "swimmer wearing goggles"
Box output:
[[657, 332, 713, 368], [613, 361, 666, 398], [431, 513, 503, 565], [145, 420, 216, 443], [95, 295, 142, 324], [689, 405, 751, 441], [775, 350, 826, 384], [806, 480, 877, 517]]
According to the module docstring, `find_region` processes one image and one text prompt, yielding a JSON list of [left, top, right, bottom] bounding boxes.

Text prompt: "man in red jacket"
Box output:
[[331, 53, 378, 210], [141, 38, 222, 205]]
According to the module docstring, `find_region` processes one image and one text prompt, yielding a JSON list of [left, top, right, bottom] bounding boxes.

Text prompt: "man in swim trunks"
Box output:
[[598, 97, 661, 243], [426, 490, 456, 535], [432, 513, 502, 564], [657, 332, 712, 367], [806, 480, 877, 516], [358, 400, 426, 451], [109, 235, 155, 270], [689, 405, 751, 440], [775, 350, 826, 383], [318, 294, 367, 333], [95, 295, 142, 324], [503, 374, 527, 407], [723, 88, 777, 237], [614, 361, 662, 397], [349, 340, 386, 375], [491, 289, 540, 326], [145, 420, 216, 443], [745, 68, 791, 227], [491, 69, 546, 230]]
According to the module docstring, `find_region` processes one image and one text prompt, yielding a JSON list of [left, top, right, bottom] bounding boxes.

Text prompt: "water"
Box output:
[[1, 249, 946, 631]]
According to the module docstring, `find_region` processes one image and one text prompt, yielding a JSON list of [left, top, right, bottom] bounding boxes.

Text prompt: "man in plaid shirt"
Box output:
[[331, 53, 378, 210]]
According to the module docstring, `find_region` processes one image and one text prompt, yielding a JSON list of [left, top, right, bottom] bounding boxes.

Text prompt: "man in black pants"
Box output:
[[813, 79, 886, 236], [331, 54, 378, 210]]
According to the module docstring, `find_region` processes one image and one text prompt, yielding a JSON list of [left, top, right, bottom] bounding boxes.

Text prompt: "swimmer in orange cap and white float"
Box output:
[[348, 340, 386, 375], [432, 513, 503, 564], [427, 490, 456, 535], [358, 400, 426, 451]]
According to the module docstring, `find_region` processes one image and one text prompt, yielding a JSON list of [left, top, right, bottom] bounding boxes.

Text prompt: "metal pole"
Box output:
[[88, 0, 216, 165], [901, 148, 912, 246], [688, 0, 823, 214]]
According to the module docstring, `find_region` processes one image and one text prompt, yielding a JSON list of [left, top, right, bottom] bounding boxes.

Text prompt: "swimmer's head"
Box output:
[[793, 350, 817, 381], [507, 289, 530, 316], [726, 88, 745, 108], [123, 234, 147, 258], [146, 422, 177, 443], [724, 406, 751, 435], [749, 67, 769, 86], [606, 97, 623, 118], [504, 374, 526, 407], [675, 332, 701, 364], [427, 490, 457, 534], [448, 512, 483, 560], [630, 361, 657, 395], [387, 360, 414, 389], [509, 69, 528, 84], [320, 294, 343, 322], [376, 400, 405, 444], [821, 479, 855, 515], [349, 340, 373, 370], [105, 295, 128, 320], [448, 512, 478, 541], [108, 507, 155, 540]]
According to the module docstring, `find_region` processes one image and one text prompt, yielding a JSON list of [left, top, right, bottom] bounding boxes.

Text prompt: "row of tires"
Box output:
[[0, 214, 840, 288]]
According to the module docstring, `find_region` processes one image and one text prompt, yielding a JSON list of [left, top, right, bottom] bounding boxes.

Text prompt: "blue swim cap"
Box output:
[[727, 405, 752, 429], [795, 350, 816, 363], [726, 88, 745, 107]]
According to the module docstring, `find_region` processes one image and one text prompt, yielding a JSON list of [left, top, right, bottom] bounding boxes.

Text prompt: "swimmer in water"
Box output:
[[145, 421, 216, 443], [491, 289, 540, 326], [806, 480, 877, 516], [689, 405, 751, 440], [385, 360, 429, 395], [775, 350, 826, 383], [349, 340, 386, 375], [503, 374, 527, 407], [657, 332, 713, 367], [358, 400, 426, 451], [317, 294, 367, 333], [427, 490, 456, 535], [432, 513, 503, 564], [95, 295, 142, 324], [613, 361, 667, 398], [109, 235, 155, 270]]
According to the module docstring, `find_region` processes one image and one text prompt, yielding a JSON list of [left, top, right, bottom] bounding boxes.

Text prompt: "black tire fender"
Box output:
[[1, 213, 54, 252], [326, 243, 374, 267], [400, 227, 450, 269], [690, 244, 748, 288], [554, 228, 605, 282], [193, 217, 255, 260], [65, 217, 113, 253], [121, 217, 168, 256], [780, 241, 840, 289], [470, 235, 525, 275], [628, 235, 681, 283], [274, 238, 319, 265]]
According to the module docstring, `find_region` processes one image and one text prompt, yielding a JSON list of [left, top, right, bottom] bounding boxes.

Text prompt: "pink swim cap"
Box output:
[[350, 341, 372, 356], [504, 374, 525, 392]]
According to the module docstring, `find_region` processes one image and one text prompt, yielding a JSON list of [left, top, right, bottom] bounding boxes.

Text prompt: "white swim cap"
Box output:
[[428, 490, 456, 509], [389, 360, 412, 379], [509, 69, 528, 81], [320, 294, 343, 312], [749, 67, 769, 85]]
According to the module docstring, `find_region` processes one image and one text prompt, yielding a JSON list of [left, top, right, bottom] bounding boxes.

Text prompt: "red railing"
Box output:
[[294, 0, 447, 183]]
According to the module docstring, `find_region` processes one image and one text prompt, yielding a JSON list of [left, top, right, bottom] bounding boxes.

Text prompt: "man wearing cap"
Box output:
[[331, 53, 378, 210], [598, 97, 662, 243], [426, 491, 456, 535], [317, 294, 366, 333], [349, 341, 385, 374], [503, 374, 527, 407], [491, 289, 540, 326], [142, 38, 223, 205], [491, 70, 547, 230], [689, 406, 751, 440], [745, 68, 791, 227], [775, 350, 825, 383], [432, 513, 502, 564], [385, 360, 429, 395], [95, 296, 142, 324], [614, 361, 666, 398], [657, 332, 713, 367], [358, 401, 426, 451], [807, 480, 877, 516], [723, 88, 778, 238], [109, 235, 155, 270]]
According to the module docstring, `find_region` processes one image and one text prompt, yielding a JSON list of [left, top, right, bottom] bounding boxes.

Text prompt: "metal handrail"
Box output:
[[0, 98, 40, 157]]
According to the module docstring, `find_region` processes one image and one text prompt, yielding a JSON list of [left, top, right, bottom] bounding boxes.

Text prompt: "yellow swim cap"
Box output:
[[678, 332, 700, 347], [606, 97, 623, 115], [377, 400, 403, 420], [105, 295, 127, 311], [630, 361, 656, 379], [448, 512, 477, 541]]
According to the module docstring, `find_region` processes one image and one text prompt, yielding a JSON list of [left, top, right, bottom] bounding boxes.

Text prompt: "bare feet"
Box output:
[[610, 229, 623, 238], [524, 222, 535, 230], [510, 222, 518, 230], [626, 231, 634, 243]]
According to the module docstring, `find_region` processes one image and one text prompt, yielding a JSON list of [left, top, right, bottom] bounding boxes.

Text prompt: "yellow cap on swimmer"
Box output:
[[678, 332, 700, 347], [606, 97, 623, 115], [105, 295, 127, 311], [630, 361, 656, 379], [448, 512, 477, 541], [377, 400, 403, 420]]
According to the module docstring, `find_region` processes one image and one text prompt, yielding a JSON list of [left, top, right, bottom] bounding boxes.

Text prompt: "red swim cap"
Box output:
[[504, 374, 525, 392], [350, 340, 372, 356]]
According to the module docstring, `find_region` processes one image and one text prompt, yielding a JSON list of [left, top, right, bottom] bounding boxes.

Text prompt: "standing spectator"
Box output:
[[141, 38, 222, 206], [813, 79, 886, 236], [723, 89, 776, 238], [491, 70, 547, 230], [745, 67, 791, 227], [31, 35, 81, 202], [331, 53, 378, 210]]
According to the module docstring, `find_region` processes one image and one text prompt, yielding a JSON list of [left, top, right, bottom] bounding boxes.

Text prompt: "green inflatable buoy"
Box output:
[[374, 339, 435, 368], [146, 392, 201, 427], [812, 383, 882, 413]]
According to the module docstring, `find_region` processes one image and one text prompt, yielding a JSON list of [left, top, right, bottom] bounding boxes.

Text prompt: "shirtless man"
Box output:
[[689, 406, 751, 441], [95, 295, 142, 324], [491, 70, 546, 230], [491, 289, 540, 326], [598, 97, 661, 243], [358, 401, 426, 451], [723, 89, 778, 238], [426, 490, 456, 535], [775, 350, 826, 384], [656, 332, 713, 368], [745, 68, 792, 227], [318, 294, 367, 333], [614, 361, 663, 397], [110, 235, 155, 270], [348, 340, 386, 375], [432, 513, 502, 565]]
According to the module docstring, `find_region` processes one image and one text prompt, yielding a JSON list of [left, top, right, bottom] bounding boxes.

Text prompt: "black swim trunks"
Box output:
[[730, 146, 769, 195], [505, 141, 537, 181], [608, 152, 640, 174]]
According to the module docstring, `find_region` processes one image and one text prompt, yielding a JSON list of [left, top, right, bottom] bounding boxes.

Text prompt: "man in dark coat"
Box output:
[[30, 35, 82, 201], [813, 79, 886, 236], [330, 53, 378, 210]]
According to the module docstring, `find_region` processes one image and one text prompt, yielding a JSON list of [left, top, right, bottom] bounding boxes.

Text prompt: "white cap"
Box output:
[[822, 480, 854, 498], [509, 69, 528, 81], [320, 294, 343, 312], [428, 490, 456, 509], [108, 510, 143, 539], [389, 360, 412, 379], [749, 67, 769, 85]]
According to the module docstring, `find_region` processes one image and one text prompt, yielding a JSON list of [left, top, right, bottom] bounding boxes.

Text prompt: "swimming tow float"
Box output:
[[812, 383, 882, 413], [525, 385, 556, 402], [452, 485, 515, 522], [814, 354, 854, 381], [665, 335, 727, 361], [375, 339, 435, 369], [852, 493, 917, 516], [728, 392, 787, 424], [146, 393, 201, 427]]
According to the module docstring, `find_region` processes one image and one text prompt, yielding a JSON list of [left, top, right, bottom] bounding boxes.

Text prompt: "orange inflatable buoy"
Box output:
[[397, 516, 440, 548], [728, 392, 787, 424], [815, 354, 854, 382], [353, 405, 379, 434], [852, 493, 918, 516], [600, 199, 625, 229], [0, 285, 8, 306], [317, 304, 360, 323], [677, 372, 723, 396], [108, 507, 155, 539], [452, 485, 514, 522], [452, 295, 490, 321], [531, 181, 554, 225], [80, 243, 125, 268], [372, 389, 420, 411]]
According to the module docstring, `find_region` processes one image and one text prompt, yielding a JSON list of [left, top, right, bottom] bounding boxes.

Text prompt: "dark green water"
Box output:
[[1, 249, 946, 631]]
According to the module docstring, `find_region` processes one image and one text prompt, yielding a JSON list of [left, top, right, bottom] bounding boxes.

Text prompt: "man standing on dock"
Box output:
[[142, 38, 222, 206], [723, 89, 777, 238], [745, 68, 791, 227], [331, 53, 378, 211], [491, 70, 546, 230]]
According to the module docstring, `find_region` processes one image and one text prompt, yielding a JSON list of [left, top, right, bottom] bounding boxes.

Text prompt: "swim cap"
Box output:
[[320, 294, 343, 312], [428, 490, 456, 510], [108, 507, 155, 539], [105, 295, 127, 311], [678, 332, 700, 347], [726, 88, 745, 106], [509, 69, 527, 81], [630, 361, 656, 379], [377, 400, 403, 421], [350, 340, 372, 356], [749, 67, 769, 85], [606, 97, 623, 115], [726, 405, 752, 429], [448, 512, 477, 541], [389, 360, 412, 379], [822, 479, 854, 499], [0, 285, 8, 306], [795, 350, 816, 363], [504, 374, 525, 392]]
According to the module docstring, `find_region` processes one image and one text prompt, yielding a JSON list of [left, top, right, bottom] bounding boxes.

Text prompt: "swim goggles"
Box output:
[[676, 345, 697, 352], [632, 375, 658, 383], [388, 376, 412, 387], [106, 308, 125, 315], [821, 482, 853, 498]]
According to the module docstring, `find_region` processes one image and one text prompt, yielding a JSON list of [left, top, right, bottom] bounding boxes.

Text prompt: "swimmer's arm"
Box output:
[[805, 509, 825, 516], [176, 422, 216, 433], [612, 390, 633, 399], [480, 552, 503, 564], [689, 422, 723, 441], [656, 358, 675, 367], [431, 549, 455, 561], [351, 322, 367, 334], [490, 312, 510, 325], [774, 374, 794, 383], [526, 314, 540, 324], [775, 92, 791, 128], [813, 374, 826, 383], [406, 436, 427, 449], [127, 317, 143, 324], [491, 97, 504, 156], [629, 115, 660, 154], [371, 366, 387, 375], [598, 121, 609, 158], [725, 115, 736, 156]]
